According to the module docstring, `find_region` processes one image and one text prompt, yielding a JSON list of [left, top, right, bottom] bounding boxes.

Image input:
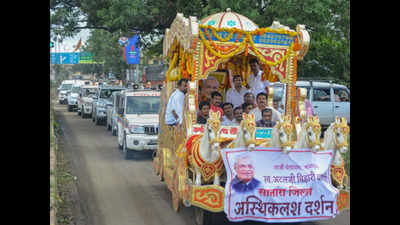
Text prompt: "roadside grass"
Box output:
[[55, 140, 77, 225], [51, 87, 78, 225]]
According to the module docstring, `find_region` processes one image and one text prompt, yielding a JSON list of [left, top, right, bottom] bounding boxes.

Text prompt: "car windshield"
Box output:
[[83, 88, 97, 97], [61, 84, 73, 90], [71, 86, 80, 93], [100, 89, 123, 100], [126, 96, 160, 114]]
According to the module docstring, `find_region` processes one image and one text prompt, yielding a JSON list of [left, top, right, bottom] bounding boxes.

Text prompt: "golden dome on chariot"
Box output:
[[200, 8, 259, 31], [163, 8, 310, 82]]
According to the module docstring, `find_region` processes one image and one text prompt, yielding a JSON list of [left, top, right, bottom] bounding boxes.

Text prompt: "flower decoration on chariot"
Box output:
[[207, 20, 216, 26], [226, 20, 236, 27]]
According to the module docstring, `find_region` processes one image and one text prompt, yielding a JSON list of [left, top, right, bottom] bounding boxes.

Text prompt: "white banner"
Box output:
[[221, 147, 339, 223]]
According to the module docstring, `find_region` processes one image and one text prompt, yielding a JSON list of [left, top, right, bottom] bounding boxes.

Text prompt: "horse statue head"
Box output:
[[323, 117, 349, 154], [333, 117, 349, 153], [322, 117, 350, 189], [296, 115, 322, 152], [239, 113, 257, 151], [272, 115, 295, 154], [206, 110, 222, 155]]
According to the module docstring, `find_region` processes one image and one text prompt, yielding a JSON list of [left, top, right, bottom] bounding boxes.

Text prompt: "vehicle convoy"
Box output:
[[270, 80, 350, 127], [152, 10, 350, 225], [92, 86, 126, 125], [106, 90, 125, 135], [67, 84, 82, 112], [77, 85, 98, 118], [116, 89, 160, 159]]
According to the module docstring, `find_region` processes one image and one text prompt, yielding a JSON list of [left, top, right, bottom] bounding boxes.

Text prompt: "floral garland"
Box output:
[[199, 26, 296, 68], [166, 52, 179, 81], [247, 33, 295, 67], [199, 25, 297, 37], [204, 28, 243, 53], [199, 27, 248, 59]]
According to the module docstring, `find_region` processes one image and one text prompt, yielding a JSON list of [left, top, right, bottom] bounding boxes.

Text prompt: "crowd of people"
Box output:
[[165, 58, 285, 128]]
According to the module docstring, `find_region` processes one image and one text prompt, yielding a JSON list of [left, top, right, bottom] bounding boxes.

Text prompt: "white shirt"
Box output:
[[249, 106, 281, 123], [165, 89, 185, 125], [248, 70, 270, 98], [226, 86, 249, 108], [221, 115, 236, 126]]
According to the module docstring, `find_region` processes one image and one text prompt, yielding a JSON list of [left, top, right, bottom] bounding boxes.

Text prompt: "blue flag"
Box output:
[[124, 35, 140, 64]]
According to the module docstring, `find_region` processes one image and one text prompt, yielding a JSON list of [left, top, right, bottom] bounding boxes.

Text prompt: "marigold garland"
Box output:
[[199, 26, 296, 68], [199, 28, 248, 59], [203, 28, 242, 53], [166, 52, 178, 81], [200, 25, 297, 37]]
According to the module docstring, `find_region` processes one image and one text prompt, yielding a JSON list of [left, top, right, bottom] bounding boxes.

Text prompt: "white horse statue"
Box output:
[[322, 117, 350, 189], [228, 113, 257, 151], [271, 115, 295, 154], [294, 115, 322, 152], [186, 111, 224, 186]]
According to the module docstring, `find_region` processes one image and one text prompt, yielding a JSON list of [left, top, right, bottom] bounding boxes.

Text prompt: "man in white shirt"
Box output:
[[165, 78, 188, 126], [248, 58, 270, 98], [249, 92, 281, 123], [221, 103, 236, 126], [226, 75, 249, 108]]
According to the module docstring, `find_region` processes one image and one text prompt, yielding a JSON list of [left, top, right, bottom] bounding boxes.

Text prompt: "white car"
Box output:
[[77, 85, 98, 118], [271, 80, 350, 127], [107, 91, 124, 135], [116, 90, 160, 159], [58, 81, 75, 104], [67, 85, 81, 112]]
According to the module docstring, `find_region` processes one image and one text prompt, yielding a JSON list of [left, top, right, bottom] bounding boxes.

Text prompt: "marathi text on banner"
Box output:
[[221, 147, 339, 223]]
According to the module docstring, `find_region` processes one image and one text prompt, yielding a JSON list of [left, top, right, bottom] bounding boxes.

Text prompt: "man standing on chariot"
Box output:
[[248, 58, 270, 98], [165, 78, 188, 126]]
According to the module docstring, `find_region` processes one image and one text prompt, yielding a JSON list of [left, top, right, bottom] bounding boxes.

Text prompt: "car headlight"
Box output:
[[129, 125, 145, 134]]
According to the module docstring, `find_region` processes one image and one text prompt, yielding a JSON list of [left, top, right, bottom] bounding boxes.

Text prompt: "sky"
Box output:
[[51, 29, 91, 53]]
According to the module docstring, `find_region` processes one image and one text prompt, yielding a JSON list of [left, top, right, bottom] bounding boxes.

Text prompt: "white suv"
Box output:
[[116, 90, 161, 159], [271, 80, 350, 127]]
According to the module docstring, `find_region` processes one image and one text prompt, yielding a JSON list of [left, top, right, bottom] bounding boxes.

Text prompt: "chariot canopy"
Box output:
[[163, 8, 310, 118]]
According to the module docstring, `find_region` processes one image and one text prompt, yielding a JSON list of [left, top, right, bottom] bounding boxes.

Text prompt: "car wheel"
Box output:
[[112, 127, 117, 136], [95, 116, 100, 125], [92, 113, 95, 122], [107, 123, 111, 131], [77, 109, 81, 116], [118, 129, 123, 150], [81, 107, 86, 118], [67, 105, 72, 112], [123, 136, 134, 160]]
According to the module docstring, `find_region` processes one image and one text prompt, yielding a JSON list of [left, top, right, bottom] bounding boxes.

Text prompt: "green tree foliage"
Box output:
[[51, 0, 349, 85]]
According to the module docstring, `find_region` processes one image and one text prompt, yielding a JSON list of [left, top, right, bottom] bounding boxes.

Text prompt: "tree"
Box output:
[[83, 29, 129, 80], [51, 0, 350, 85]]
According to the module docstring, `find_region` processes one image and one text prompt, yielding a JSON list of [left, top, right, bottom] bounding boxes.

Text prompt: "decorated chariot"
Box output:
[[152, 9, 350, 225]]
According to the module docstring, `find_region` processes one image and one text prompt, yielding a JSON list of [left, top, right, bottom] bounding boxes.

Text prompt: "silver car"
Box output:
[[271, 80, 350, 127]]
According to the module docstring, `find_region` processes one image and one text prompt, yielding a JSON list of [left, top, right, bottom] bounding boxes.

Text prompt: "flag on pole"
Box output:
[[73, 38, 82, 52]]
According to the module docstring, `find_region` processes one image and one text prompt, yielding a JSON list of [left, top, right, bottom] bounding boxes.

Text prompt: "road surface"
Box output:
[[54, 103, 350, 225]]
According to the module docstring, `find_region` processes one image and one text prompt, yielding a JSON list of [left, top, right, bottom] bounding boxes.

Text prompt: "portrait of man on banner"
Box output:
[[231, 153, 261, 193]]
